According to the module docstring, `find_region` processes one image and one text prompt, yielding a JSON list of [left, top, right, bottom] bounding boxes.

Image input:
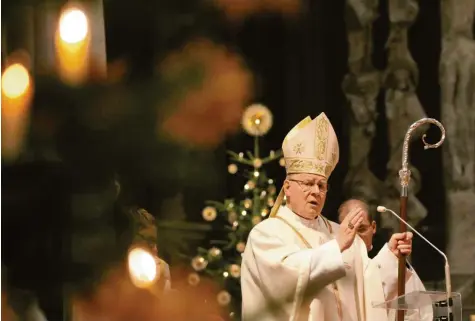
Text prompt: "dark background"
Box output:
[[2, 0, 447, 319]]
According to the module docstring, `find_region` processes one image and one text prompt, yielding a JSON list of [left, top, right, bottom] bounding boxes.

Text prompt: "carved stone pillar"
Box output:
[[380, 0, 429, 232], [440, 0, 475, 275], [342, 0, 384, 210]]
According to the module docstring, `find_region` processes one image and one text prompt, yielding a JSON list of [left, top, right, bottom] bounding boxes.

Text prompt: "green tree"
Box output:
[[187, 104, 284, 319]]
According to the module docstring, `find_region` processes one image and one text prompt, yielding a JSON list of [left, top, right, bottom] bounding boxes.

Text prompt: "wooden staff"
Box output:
[[397, 118, 445, 321]]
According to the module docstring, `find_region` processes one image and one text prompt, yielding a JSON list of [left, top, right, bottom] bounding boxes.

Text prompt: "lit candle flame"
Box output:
[[128, 247, 158, 288], [59, 8, 88, 44], [1, 61, 33, 161], [1, 63, 30, 99], [56, 6, 90, 85]]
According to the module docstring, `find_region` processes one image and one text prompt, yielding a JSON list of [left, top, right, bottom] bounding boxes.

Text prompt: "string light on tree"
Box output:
[[189, 103, 282, 319]]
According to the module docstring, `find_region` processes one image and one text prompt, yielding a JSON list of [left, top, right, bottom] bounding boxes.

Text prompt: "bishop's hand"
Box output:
[[388, 232, 413, 257], [336, 207, 364, 252]]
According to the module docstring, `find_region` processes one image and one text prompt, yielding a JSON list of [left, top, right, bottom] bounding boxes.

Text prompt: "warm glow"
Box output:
[[59, 8, 88, 44], [128, 248, 157, 288], [1, 64, 30, 99]]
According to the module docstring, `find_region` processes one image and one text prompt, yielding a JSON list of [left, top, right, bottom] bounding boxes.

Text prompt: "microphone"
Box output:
[[377, 206, 452, 299]]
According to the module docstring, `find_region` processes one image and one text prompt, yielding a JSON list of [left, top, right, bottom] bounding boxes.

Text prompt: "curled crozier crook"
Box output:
[[399, 118, 446, 189]]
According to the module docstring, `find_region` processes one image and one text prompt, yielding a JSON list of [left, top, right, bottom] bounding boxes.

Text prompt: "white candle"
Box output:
[[1, 62, 33, 160], [55, 5, 90, 85]]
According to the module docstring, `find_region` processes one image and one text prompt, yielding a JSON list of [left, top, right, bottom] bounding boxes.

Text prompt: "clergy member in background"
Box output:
[[129, 207, 172, 293], [240, 112, 413, 321], [338, 199, 433, 321]]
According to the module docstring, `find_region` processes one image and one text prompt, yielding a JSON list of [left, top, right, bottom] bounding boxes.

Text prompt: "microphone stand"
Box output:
[[397, 118, 445, 321], [377, 206, 452, 299]]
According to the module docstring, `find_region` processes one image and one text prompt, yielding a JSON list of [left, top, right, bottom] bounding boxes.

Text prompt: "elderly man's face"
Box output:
[[284, 173, 328, 219]]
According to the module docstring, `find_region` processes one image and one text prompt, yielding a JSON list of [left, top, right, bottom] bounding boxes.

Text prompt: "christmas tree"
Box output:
[[187, 104, 284, 319]]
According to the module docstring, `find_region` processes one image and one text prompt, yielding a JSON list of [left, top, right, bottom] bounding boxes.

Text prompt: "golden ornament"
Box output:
[[252, 215, 262, 225], [188, 272, 200, 286], [208, 247, 222, 258], [253, 158, 262, 168], [241, 104, 273, 137], [217, 290, 232, 306], [191, 256, 208, 271], [243, 198, 252, 209], [228, 164, 238, 174], [202, 206, 217, 221], [229, 264, 241, 278], [279, 157, 286, 167], [247, 180, 256, 189], [236, 241, 246, 252]]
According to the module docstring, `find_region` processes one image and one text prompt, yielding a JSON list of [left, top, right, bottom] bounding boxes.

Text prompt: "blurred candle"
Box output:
[[55, 5, 90, 85], [1, 61, 33, 161], [128, 247, 158, 289]]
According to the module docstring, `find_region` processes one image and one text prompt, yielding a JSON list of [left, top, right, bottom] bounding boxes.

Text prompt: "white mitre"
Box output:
[[282, 112, 339, 178], [270, 112, 340, 217]]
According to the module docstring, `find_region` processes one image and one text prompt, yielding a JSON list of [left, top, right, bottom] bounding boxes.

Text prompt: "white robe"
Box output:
[[387, 262, 433, 321], [241, 206, 400, 321]]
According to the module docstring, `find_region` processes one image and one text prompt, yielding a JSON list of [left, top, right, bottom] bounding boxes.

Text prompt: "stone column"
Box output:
[[379, 0, 429, 232], [342, 0, 385, 213], [440, 0, 475, 276]]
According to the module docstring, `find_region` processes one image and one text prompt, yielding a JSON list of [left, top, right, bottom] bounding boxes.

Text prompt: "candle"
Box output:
[[55, 5, 90, 85], [1, 61, 33, 161]]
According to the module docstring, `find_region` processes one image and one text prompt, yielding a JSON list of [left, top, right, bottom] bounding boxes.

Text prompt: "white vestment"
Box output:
[[387, 262, 433, 321], [241, 206, 401, 321]]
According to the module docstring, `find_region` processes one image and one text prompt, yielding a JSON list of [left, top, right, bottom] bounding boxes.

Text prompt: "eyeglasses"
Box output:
[[288, 178, 329, 194]]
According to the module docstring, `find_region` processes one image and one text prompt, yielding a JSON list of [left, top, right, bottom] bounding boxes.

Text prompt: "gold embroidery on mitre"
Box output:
[[331, 147, 337, 167], [282, 113, 339, 179], [293, 143, 304, 155], [315, 115, 329, 161], [286, 159, 328, 177]]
